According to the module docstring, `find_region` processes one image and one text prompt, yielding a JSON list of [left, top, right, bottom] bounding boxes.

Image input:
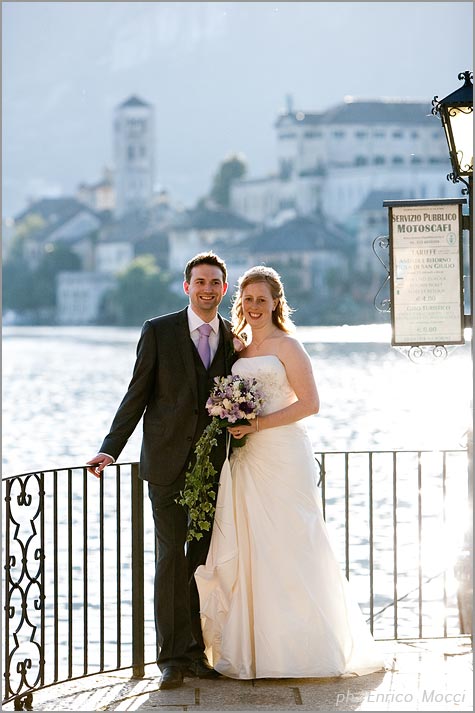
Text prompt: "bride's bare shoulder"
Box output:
[[278, 332, 303, 349], [276, 333, 311, 361]]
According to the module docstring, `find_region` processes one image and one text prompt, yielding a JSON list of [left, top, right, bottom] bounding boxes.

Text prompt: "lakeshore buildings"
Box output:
[[6, 93, 459, 325]]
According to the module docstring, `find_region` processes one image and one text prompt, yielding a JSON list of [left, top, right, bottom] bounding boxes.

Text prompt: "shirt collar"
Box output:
[[187, 305, 219, 335]]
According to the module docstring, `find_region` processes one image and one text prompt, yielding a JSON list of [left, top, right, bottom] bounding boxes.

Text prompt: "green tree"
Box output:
[[109, 255, 183, 326], [33, 243, 82, 307], [209, 153, 247, 208], [3, 243, 81, 313], [9, 213, 47, 259], [2, 257, 36, 311]]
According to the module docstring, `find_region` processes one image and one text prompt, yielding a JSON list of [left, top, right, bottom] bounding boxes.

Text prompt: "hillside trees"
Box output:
[[209, 153, 247, 207], [103, 255, 184, 325]]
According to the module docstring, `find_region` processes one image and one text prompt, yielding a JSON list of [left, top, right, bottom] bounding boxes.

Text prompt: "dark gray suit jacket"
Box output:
[[99, 307, 235, 485]]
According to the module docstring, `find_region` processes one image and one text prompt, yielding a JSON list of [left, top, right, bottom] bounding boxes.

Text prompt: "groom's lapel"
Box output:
[[219, 315, 235, 373], [173, 308, 198, 402]]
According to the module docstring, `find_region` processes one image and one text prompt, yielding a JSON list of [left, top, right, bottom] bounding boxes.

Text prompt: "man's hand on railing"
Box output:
[[86, 453, 114, 478]]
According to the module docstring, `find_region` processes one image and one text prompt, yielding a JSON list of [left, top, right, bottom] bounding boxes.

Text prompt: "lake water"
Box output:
[[2, 324, 471, 476]]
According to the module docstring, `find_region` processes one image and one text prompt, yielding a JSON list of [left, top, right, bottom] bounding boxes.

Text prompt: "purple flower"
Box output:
[[206, 374, 264, 424]]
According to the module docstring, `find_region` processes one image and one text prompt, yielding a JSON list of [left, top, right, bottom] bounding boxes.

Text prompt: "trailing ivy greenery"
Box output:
[[176, 418, 224, 542]]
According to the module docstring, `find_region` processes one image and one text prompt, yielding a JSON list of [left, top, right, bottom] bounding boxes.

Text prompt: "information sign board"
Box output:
[[384, 199, 465, 346]]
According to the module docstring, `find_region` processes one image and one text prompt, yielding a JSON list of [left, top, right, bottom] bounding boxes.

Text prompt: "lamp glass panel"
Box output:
[[447, 105, 473, 175]]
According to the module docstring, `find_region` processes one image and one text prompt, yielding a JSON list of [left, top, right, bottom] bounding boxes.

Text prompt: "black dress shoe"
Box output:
[[184, 658, 222, 679], [159, 666, 184, 690]]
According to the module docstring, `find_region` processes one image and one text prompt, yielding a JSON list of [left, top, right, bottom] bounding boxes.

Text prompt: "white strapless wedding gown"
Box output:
[[195, 356, 386, 679]]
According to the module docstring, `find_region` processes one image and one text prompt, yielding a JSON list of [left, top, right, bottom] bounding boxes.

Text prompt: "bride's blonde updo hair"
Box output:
[[231, 265, 295, 338]]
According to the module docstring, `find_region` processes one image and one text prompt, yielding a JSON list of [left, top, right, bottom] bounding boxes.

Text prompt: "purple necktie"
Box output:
[[197, 323, 213, 368]]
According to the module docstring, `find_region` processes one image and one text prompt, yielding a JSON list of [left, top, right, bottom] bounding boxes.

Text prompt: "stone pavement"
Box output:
[[3, 638, 472, 712]]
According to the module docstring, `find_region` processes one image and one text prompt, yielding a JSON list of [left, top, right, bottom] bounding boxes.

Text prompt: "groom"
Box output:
[[87, 251, 234, 689]]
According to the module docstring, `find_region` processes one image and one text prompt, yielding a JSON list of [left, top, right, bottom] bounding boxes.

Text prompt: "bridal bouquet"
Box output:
[[177, 374, 264, 541], [206, 374, 264, 444]]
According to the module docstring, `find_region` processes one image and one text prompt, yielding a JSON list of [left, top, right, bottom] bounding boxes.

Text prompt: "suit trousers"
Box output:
[[148, 482, 212, 670]]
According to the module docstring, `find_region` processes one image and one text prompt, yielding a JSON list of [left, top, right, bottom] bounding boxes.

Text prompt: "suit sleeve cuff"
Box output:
[[98, 452, 116, 464]]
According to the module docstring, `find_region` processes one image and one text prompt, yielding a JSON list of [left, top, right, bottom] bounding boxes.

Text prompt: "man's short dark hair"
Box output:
[[184, 252, 227, 283]]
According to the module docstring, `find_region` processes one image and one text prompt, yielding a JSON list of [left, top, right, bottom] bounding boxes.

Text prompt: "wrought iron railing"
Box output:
[[2, 449, 469, 708]]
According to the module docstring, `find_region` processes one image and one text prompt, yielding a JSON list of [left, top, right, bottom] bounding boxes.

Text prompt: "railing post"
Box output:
[[131, 463, 145, 678]]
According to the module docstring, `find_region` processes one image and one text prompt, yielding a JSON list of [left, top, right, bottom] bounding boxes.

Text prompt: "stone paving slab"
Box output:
[[2, 639, 472, 712]]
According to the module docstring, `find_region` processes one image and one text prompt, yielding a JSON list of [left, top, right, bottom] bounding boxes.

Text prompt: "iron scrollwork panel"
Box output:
[[4, 474, 45, 701], [372, 235, 391, 313]]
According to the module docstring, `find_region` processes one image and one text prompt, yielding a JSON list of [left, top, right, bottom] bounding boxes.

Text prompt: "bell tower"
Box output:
[[114, 95, 155, 217]]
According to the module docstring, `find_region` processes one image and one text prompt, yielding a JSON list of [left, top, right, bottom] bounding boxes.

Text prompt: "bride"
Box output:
[[195, 265, 386, 679]]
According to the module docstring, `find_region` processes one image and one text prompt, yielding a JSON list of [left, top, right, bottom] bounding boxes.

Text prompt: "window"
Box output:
[[373, 155, 385, 164], [279, 132, 296, 140], [355, 131, 368, 139], [279, 198, 296, 210], [411, 155, 422, 164], [127, 118, 145, 132], [333, 130, 345, 138], [392, 156, 404, 164], [355, 156, 368, 166], [304, 130, 322, 139], [392, 131, 403, 139]]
